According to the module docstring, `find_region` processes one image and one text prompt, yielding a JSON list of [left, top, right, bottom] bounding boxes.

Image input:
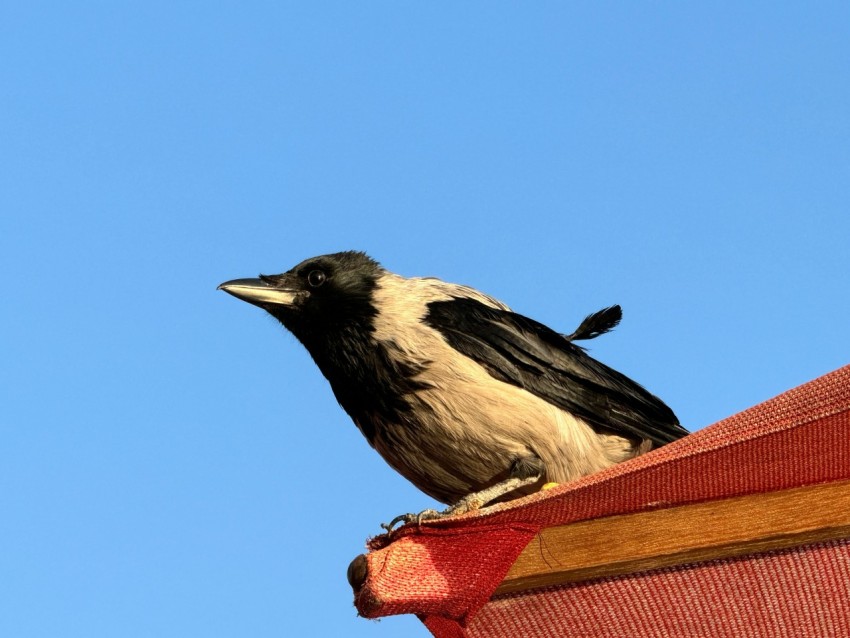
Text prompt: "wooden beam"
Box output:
[[496, 479, 850, 596]]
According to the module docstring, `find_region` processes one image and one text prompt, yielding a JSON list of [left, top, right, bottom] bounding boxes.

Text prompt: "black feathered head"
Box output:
[[218, 250, 384, 344]]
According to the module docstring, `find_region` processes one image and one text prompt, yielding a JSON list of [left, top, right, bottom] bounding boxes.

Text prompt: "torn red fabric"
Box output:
[[353, 364, 850, 637], [355, 524, 537, 621]]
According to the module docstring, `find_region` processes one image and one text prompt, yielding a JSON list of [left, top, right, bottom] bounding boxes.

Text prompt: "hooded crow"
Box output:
[[219, 251, 687, 528]]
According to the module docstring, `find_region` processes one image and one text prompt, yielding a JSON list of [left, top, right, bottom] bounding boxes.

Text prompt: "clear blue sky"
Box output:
[[2, 3, 848, 636]]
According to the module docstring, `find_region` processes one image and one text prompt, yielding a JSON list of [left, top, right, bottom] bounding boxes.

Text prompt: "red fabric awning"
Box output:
[[352, 364, 850, 637]]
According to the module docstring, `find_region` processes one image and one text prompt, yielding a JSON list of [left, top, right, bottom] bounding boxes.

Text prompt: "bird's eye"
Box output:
[[307, 270, 327, 288]]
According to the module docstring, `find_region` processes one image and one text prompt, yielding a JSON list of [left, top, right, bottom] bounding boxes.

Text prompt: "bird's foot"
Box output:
[[380, 494, 491, 533], [380, 509, 442, 533], [380, 471, 544, 533]]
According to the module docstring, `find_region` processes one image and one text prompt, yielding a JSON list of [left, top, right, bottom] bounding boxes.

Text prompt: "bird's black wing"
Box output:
[[425, 297, 688, 446]]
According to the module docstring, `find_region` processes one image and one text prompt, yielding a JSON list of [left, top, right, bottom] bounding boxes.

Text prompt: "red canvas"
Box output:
[[353, 365, 850, 637]]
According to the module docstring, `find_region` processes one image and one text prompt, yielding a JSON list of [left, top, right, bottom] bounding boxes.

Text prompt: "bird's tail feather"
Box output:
[[564, 305, 622, 341]]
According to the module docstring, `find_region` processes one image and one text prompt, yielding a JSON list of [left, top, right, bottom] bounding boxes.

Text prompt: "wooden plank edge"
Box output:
[[495, 479, 850, 596]]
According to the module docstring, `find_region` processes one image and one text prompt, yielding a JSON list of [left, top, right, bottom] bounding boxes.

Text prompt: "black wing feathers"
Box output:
[[425, 298, 687, 446]]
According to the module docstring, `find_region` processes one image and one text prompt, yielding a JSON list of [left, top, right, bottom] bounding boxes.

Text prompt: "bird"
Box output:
[[218, 251, 687, 529]]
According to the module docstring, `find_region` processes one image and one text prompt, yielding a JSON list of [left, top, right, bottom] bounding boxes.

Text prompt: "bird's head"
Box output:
[[218, 251, 383, 344]]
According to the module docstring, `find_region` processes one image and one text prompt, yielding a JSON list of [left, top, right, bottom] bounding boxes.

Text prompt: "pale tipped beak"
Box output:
[[217, 278, 298, 308]]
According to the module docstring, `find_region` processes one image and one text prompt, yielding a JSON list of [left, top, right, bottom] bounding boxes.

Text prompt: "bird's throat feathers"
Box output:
[[278, 271, 429, 442]]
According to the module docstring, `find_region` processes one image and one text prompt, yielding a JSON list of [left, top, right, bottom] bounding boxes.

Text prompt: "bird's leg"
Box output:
[[381, 456, 543, 532]]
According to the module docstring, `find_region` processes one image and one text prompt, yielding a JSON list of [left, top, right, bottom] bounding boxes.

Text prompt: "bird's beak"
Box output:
[[217, 277, 299, 308]]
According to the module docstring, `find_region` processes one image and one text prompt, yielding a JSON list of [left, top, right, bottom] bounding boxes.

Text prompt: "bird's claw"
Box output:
[[379, 478, 538, 533], [380, 508, 443, 533], [380, 497, 482, 533]]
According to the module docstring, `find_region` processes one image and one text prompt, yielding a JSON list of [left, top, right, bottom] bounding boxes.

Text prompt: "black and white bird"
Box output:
[[219, 251, 687, 528]]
